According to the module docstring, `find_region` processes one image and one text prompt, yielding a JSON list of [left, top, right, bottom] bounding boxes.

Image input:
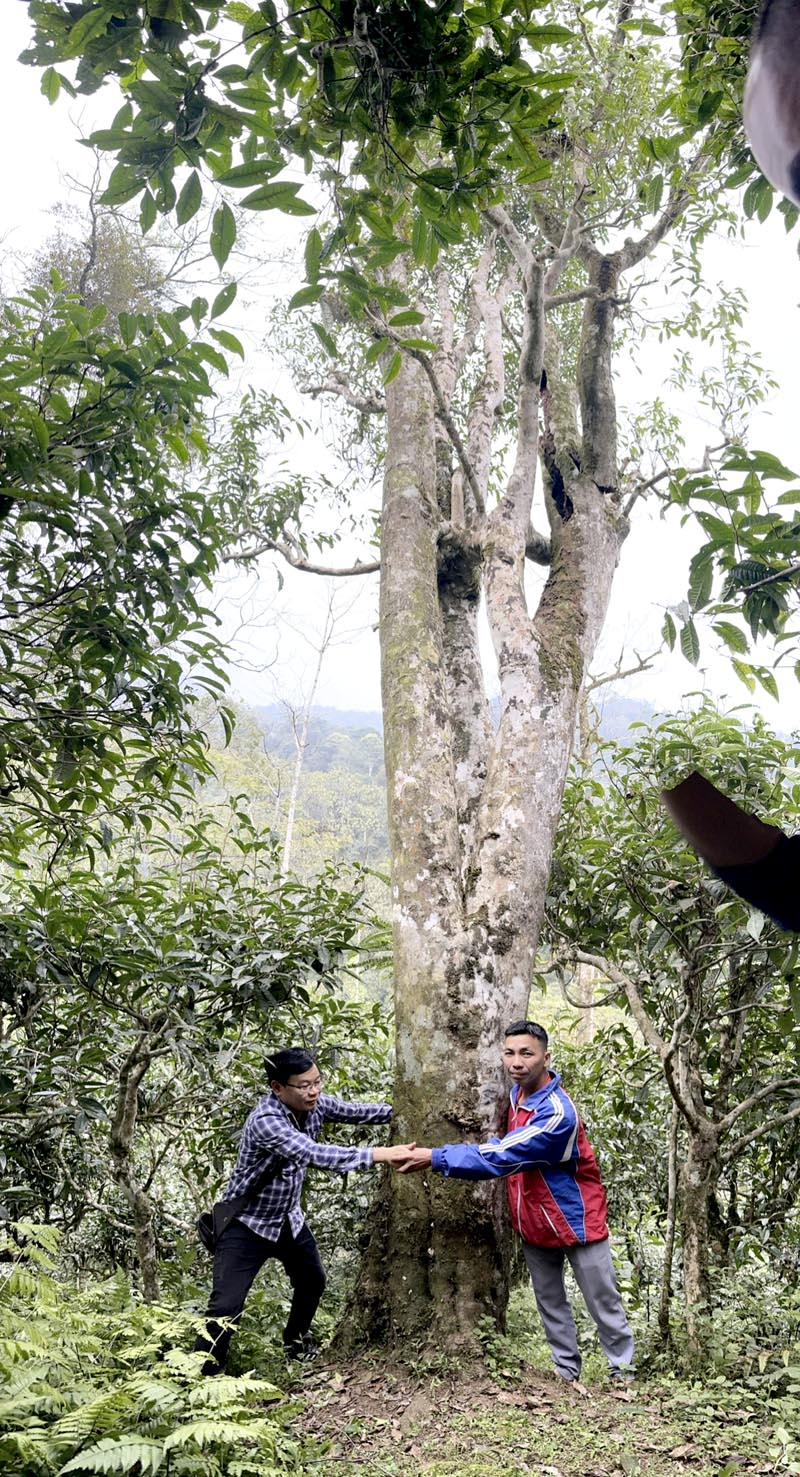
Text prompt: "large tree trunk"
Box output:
[[343, 234, 627, 1347]]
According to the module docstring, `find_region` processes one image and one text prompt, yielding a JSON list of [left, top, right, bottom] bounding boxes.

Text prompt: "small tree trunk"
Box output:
[[109, 1040, 160, 1302], [679, 1121, 720, 1362], [657, 1101, 680, 1349]]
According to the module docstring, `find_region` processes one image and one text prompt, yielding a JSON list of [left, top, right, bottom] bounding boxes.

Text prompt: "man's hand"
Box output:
[[396, 1147, 433, 1174], [373, 1143, 417, 1165]]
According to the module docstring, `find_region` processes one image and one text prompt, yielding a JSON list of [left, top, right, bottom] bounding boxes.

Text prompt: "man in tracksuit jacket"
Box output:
[[398, 1020, 635, 1385]]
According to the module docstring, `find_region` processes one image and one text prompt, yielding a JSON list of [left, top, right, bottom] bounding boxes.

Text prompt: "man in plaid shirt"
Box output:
[[196, 1046, 413, 1370]]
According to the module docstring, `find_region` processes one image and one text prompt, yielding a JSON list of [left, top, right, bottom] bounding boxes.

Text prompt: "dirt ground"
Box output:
[[287, 1357, 780, 1477]]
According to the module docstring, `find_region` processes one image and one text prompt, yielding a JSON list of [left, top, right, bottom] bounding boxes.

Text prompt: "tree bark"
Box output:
[[109, 1037, 160, 1302], [679, 1120, 721, 1362], [343, 238, 627, 1349]]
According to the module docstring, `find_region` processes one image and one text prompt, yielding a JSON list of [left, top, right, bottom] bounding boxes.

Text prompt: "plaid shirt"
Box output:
[[226, 1090, 392, 1241]]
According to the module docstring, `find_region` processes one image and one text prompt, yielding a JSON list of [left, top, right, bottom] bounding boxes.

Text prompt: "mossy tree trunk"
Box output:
[[342, 220, 637, 1349]]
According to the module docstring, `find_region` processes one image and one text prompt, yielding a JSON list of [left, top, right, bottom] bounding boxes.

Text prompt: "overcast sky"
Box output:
[[3, 5, 800, 730]]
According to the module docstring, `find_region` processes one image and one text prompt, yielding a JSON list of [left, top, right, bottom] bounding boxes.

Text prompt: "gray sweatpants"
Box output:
[[522, 1238, 635, 1381]]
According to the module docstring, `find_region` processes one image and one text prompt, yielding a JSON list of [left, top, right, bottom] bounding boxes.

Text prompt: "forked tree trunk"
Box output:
[[342, 244, 627, 1345]]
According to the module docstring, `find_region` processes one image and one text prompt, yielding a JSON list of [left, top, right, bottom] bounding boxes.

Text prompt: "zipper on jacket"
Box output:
[[542, 1205, 560, 1238]]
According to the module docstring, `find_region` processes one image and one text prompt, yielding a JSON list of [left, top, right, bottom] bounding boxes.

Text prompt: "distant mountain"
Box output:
[[589, 692, 660, 743], [254, 691, 658, 773]]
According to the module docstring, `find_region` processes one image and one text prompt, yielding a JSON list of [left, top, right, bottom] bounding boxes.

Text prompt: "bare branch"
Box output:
[[586, 647, 659, 693], [302, 373, 386, 415], [722, 1100, 800, 1163], [623, 442, 729, 517], [717, 1076, 800, 1137], [235, 536, 380, 577]]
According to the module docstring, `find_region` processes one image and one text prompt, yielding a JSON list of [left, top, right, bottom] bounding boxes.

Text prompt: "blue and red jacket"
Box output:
[[430, 1071, 609, 1248]]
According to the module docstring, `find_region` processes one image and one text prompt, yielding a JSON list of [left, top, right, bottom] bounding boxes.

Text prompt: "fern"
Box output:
[[0, 1234, 302, 1477], [49, 1389, 141, 1450], [162, 1417, 276, 1450], [59, 1436, 165, 1475], [188, 1375, 282, 1410]]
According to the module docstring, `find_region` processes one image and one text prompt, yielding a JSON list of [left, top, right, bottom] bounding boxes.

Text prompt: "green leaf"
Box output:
[[305, 226, 323, 284], [524, 22, 575, 43], [176, 170, 203, 225], [662, 612, 676, 650], [288, 285, 324, 310], [64, 6, 112, 55], [241, 183, 316, 214], [383, 351, 402, 386], [209, 327, 245, 358], [755, 667, 780, 701], [732, 658, 756, 692], [211, 282, 238, 319], [140, 189, 157, 235], [679, 619, 700, 665], [688, 549, 714, 612], [40, 67, 61, 103], [311, 322, 337, 357], [210, 203, 236, 269], [389, 310, 425, 327], [215, 159, 282, 186], [411, 214, 429, 265], [712, 621, 748, 654], [365, 336, 391, 364], [102, 163, 142, 207]]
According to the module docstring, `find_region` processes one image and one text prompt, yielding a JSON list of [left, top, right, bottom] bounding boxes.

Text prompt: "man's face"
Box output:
[[273, 1065, 323, 1113], [502, 1032, 550, 1093]]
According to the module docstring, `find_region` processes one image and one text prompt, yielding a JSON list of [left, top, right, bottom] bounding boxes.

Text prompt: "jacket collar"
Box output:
[[511, 1069, 560, 1110]]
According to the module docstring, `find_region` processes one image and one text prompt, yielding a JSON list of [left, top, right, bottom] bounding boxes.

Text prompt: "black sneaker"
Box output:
[[284, 1333, 320, 1363]]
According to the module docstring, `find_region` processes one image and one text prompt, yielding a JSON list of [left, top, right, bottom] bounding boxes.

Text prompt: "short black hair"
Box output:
[[265, 1047, 316, 1085], [505, 1019, 548, 1047]]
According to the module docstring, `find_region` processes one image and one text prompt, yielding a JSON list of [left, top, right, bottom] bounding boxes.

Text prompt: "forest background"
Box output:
[[1, 0, 800, 1475]]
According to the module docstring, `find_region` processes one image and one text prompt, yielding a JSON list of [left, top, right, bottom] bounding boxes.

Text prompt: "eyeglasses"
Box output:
[[289, 1078, 322, 1094]]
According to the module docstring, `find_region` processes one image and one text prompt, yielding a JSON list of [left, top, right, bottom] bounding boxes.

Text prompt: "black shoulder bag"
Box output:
[[197, 1155, 286, 1253]]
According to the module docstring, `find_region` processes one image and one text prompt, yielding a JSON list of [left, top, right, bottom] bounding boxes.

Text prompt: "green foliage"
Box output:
[[0, 275, 235, 864], [547, 706, 800, 1284], [665, 446, 800, 675], [0, 804, 389, 1239], [0, 1223, 304, 1476], [21, 0, 581, 242]]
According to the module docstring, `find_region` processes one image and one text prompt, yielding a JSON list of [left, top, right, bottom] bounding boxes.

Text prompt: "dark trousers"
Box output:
[[194, 1217, 326, 1372]]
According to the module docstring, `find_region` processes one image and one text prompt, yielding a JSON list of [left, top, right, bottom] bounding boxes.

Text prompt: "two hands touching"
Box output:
[[373, 1144, 433, 1174]]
